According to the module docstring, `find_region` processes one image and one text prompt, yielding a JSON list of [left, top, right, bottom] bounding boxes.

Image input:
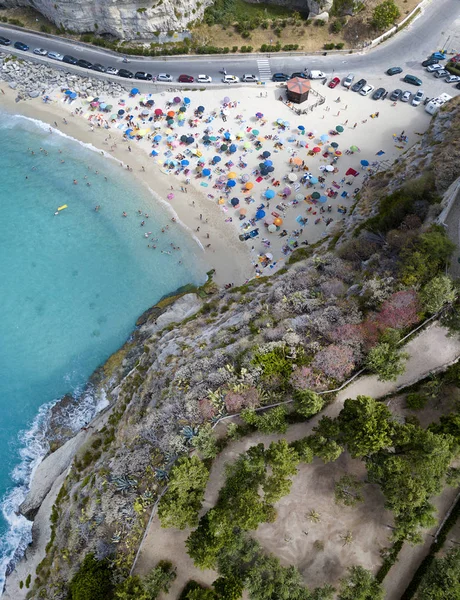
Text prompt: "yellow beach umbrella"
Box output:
[[227, 171, 237, 179], [218, 197, 225, 205]]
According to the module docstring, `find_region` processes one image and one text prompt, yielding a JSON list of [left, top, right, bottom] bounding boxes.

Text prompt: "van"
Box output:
[[403, 74, 422, 86], [308, 70, 326, 79]]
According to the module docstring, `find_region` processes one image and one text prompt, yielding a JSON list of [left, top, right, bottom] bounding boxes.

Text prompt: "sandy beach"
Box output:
[[0, 76, 432, 286]]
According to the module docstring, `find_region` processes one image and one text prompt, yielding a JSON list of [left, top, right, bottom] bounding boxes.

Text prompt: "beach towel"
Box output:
[[341, 191, 348, 198], [200, 182, 208, 187], [256, 177, 263, 183], [272, 212, 280, 218]]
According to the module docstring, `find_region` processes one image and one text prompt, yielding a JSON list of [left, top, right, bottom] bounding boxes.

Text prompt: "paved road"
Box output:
[[0, 0, 460, 96]]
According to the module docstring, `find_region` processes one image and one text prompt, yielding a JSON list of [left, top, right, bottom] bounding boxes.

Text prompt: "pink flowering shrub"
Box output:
[[312, 344, 356, 382], [290, 366, 330, 392], [198, 398, 216, 421], [376, 290, 420, 330], [332, 323, 366, 347], [224, 387, 260, 413]]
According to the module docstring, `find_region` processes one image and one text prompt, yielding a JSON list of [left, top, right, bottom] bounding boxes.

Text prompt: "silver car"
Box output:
[[411, 90, 424, 106], [242, 74, 258, 82], [401, 90, 411, 102], [157, 73, 172, 82], [33, 48, 48, 56], [342, 73, 354, 88], [48, 51, 64, 61], [106, 66, 119, 75]]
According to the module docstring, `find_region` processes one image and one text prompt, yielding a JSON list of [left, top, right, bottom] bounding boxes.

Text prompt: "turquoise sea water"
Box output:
[[0, 110, 206, 589]]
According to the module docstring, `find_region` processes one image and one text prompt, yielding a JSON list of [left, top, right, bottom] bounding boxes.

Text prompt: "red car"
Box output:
[[328, 77, 340, 88], [178, 74, 194, 83]]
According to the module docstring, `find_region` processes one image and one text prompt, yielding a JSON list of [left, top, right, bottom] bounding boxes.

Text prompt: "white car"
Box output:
[[157, 73, 172, 82], [360, 84, 374, 96], [106, 66, 119, 75], [401, 90, 411, 102], [411, 90, 424, 106], [308, 70, 326, 79], [445, 75, 460, 83], [222, 74, 239, 83], [342, 73, 354, 88], [48, 51, 64, 61], [33, 48, 47, 56], [197, 74, 212, 83], [434, 69, 449, 78], [242, 74, 258, 82], [426, 63, 443, 72]]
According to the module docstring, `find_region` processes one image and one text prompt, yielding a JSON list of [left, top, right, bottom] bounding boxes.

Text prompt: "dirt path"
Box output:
[[134, 322, 460, 598]]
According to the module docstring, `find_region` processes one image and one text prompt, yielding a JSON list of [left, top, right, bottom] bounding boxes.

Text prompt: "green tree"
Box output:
[[334, 475, 364, 507], [192, 423, 219, 459], [401, 227, 455, 286], [187, 589, 217, 600], [338, 566, 384, 600], [68, 553, 114, 600], [371, 0, 400, 29], [158, 456, 209, 529], [420, 275, 457, 314], [417, 548, 460, 599], [338, 396, 395, 458], [293, 389, 325, 418], [143, 561, 177, 598], [212, 575, 244, 599], [240, 405, 288, 434], [114, 576, 149, 600], [307, 434, 343, 463], [245, 554, 311, 600], [263, 440, 300, 503], [365, 329, 408, 381], [290, 438, 314, 463]]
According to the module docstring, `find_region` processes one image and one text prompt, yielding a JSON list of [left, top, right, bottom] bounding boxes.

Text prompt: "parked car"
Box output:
[[157, 73, 172, 82], [178, 74, 194, 83], [118, 68, 134, 78], [92, 63, 107, 73], [13, 41, 29, 51], [386, 66, 403, 75], [360, 84, 374, 96], [33, 48, 48, 56], [328, 77, 340, 89], [411, 90, 424, 106], [222, 74, 239, 83], [272, 73, 289, 82], [135, 71, 152, 80], [426, 63, 443, 72], [351, 78, 366, 92], [62, 55, 78, 65], [290, 72, 309, 80], [308, 70, 326, 79], [342, 73, 354, 88], [76, 59, 92, 69], [372, 87, 386, 100], [0, 36, 11, 46], [197, 74, 212, 83], [422, 58, 439, 67], [403, 74, 422, 86], [445, 75, 460, 83], [106, 66, 119, 75], [242, 74, 258, 82], [401, 90, 411, 102], [434, 69, 449, 78], [431, 51, 447, 60], [48, 51, 64, 61], [456, 82, 460, 90], [390, 88, 402, 101]]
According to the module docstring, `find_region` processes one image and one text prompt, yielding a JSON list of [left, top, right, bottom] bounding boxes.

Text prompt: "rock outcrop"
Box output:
[[0, 0, 212, 39], [244, 0, 333, 19]]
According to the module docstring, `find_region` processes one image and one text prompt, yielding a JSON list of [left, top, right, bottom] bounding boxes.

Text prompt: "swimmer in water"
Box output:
[[140, 220, 145, 226], [122, 212, 128, 217], [73, 179, 78, 185], [95, 205, 100, 212]]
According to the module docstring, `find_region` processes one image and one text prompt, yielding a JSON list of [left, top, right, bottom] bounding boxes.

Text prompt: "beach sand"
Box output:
[[0, 78, 432, 287]]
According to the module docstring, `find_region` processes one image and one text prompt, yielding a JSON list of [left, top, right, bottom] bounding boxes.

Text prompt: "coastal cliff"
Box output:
[[3, 99, 460, 600]]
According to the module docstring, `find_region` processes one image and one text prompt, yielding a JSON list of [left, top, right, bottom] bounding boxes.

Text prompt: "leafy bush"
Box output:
[[366, 329, 409, 381], [420, 275, 457, 314], [143, 561, 177, 598], [293, 389, 325, 417], [330, 19, 343, 33], [406, 392, 427, 410], [68, 553, 113, 600], [371, 0, 400, 30], [240, 406, 288, 434], [323, 43, 335, 50], [401, 227, 456, 287]]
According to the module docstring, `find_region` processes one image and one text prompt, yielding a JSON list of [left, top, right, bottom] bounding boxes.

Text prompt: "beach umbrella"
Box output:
[[274, 217, 283, 226], [179, 106, 187, 112], [227, 171, 237, 179], [298, 125, 305, 132], [276, 118, 284, 124], [241, 174, 250, 183], [256, 209, 266, 220], [223, 96, 230, 104], [331, 142, 339, 148], [264, 160, 273, 167], [227, 179, 236, 187], [167, 193, 174, 200], [239, 207, 247, 215], [292, 157, 302, 166], [181, 159, 189, 166], [360, 159, 369, 167], [130, 88, 139, 95], [213, 156, 221, 163], [350, 145, 360, 152], [218, 197, 225, 205], [141, 108, 149, 116], [182, 97, 190, 105], [312, 192, 321, 199], [299, 140, 308, 147], [229, 144, 237, 153], [245, 182, 254, 190], [236, 131, 245, 138], [325, 165, 334, 172], [118, 109, 125, 116], [151, 149, 158, 156], [126, 128, 134, 137], [166, 135, 175, 142], [180, 135, 188, 142], [198, 157, 206, 164], [224, 132, 232, 140], [231, 197, 240, 207], [336, 125, 344, 133], [187, 136, 195, 144], [313, 147, 321, 153], [268, 224, 277, 233], [153, 134, 162, 142], [283, 186, 292, 196], [138, 129, 149, 137], [243, 141, 251, 150], [327, 146, 335, 153], [154, 108, 163, 115], [309, 176, 319, 184], [202, 168, 211, 176], [146, 99, 154, 106], [64, 90, 73, 96], [177, 113, 186, 121], [252, 129, 259, 136], [197, 105, 205, 113], [320, 134, 329, 143], [220, 144, 228, 152], [283, 121, 290, 128], [262, 151, 271, 158], [110, 114, 117, 121], [295, 193, 305, 201], [167, 110, 175, 118], [173, 96, 181, 103], [265, 189, 275, 199], [256, 112, 264, 118], [335, 150, 342, 156], [319, 196, 327, 203], [288, 173, 298, 182]]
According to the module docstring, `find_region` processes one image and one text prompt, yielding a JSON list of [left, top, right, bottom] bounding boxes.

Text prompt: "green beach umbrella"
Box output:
[[336, 125, 344, 133], [312, 192, 321, 199]]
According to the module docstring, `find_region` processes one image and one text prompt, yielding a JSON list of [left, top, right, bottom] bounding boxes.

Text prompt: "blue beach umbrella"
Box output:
[[262, 151, 271, 158], [255, 209, 266, 220], [202, 168, 211, 176], [231, 197, 239, 206], [309, 177, 319, 185], [264, 160, 273, 167], [118, 109, 125, 116], [187, 136, 195, 144], [179, 106, 186, 112], [181, 159, 189, 166], [151, 149, 158, 156], [197, 105, 205, 113], [320, 134, 329, 143], [360, 159, 369, 166], [298, 125, 305, 132], [265, 189, 275, 199], [183, 97, 191, 104], [153, 134, 162, 142], [166, 135, 175, 142], [130, 88, 139, 95], [224, 132, 231, 140], [229, 144, 237, 153], [227, 179, 236, 187], [213, 156, 221, 163], [319, 196, 327, 203]]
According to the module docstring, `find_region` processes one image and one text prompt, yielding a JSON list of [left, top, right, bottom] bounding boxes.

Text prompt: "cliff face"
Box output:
[[0, 0, 212, 39]]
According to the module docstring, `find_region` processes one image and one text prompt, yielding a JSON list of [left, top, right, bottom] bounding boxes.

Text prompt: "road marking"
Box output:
[[257, 58, 272, 81]]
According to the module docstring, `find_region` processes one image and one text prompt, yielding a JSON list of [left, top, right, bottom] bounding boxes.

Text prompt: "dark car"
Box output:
[[0, 36, 11, 46], [386, 66, 403, 76], [118, 68, 134, 79], [290, 72, 309, 80], [135, 71, 152, 80], [390, 88, 402, 101], [351, 78, 366, 92], [62, 55, 78, 65], [372, 87, 386, 100], [422, 58, 438, 67], [178, 74, 194, 83], [76, 59, 92, 69], [403, 74, 422, 86], [272, 73, 289, 82], [13, 41, 29, 51], [91, 63, 106, 73]]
